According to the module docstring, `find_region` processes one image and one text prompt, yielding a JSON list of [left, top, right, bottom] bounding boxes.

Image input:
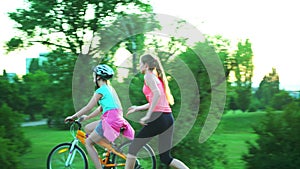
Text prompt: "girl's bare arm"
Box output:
[[86, 106, 102, 120]]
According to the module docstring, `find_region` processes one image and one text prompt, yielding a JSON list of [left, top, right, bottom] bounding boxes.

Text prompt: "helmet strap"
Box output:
[[95, 76, 100, 88]]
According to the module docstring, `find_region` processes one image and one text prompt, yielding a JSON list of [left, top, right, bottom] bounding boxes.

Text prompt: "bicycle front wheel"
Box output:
[[47, 142, 88, 169], [112, 141, 156, 169]]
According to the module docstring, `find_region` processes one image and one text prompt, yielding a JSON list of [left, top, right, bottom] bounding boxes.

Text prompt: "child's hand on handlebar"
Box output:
[[64, 116, 75, 123]]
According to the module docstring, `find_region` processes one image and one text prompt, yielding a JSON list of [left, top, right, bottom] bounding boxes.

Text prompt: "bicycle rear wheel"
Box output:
[[112, 141, 156, 169], [47, 142, 88, 169]]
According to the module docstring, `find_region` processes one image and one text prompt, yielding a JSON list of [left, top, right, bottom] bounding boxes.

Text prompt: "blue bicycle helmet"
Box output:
[[93, 64, 114, 80]]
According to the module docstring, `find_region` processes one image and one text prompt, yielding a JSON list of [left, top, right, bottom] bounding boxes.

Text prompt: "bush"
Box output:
[[243, 102, 300, 169], [0, 104, 31, 169], [271, 91, 293, 110]]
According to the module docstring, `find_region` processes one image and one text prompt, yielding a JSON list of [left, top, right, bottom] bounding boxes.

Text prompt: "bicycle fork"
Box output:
[[65, 139, 80, 167]]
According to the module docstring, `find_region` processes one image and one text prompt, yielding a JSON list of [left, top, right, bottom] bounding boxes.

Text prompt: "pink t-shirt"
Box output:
[[143, 77, 172, 113]]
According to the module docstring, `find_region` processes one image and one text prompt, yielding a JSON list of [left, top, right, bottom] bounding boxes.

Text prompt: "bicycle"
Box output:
[[46, 118, 156, 169]]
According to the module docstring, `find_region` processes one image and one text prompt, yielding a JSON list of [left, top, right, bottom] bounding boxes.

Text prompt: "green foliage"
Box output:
[[243, 103, 300, 169], [161, 41, 227, 168], [171, 121, 227, 169], [248, 96, 262, 112], [231, 39, 254, 111], [271, 90, 293, 110], [22, 71, 50, 120], [226, 86, 239, 110], [7, 0, 153, 54], [207, 36, 255, 112], [236, 87, 252, 112], [255, 68, 280, 109], [0, 104, 31, 169], [42, 49, 77, 129], [5, 37, 23, 52], [206, 35, 232, 78], [28, 58, 40, 73], [233, 39, 254, 87], [0, 75, 26, 113]]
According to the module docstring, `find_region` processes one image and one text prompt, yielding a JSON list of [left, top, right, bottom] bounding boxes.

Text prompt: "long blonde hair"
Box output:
[[140, 54, 174, 105]]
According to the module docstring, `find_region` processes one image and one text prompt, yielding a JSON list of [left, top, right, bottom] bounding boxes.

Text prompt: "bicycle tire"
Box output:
[[112, 141, 156, 169], [47, 142, 88, 169]]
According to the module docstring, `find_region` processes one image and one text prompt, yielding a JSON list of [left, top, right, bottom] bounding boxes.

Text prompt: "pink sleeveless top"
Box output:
[[143, 77, 172, 113]]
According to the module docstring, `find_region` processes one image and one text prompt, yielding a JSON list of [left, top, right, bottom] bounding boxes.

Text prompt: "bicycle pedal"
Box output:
[[134, 160, 142, 169]]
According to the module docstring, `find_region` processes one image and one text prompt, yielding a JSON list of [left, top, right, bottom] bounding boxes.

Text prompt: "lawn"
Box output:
[[20, 111, 272, 169], [210, 110, 268, 169], [21, 125, 73, 169]]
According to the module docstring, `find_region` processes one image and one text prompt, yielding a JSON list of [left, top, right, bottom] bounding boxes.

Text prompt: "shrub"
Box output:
[[243, 102, 300, 169]]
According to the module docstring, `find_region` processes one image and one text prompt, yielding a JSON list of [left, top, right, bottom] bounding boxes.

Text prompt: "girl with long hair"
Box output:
[[125, 54, 189, 169]]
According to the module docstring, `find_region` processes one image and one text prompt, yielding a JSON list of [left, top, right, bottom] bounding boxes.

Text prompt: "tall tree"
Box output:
[[232, 39, 254, 111], [233, 39, 254, 88], [255, 67, 280, 108]]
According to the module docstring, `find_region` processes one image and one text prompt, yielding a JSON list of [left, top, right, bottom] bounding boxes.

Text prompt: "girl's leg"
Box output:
[[158, 114, 189, 169], [85, 131, 103, 169], [125, 121, 157, 169], [126, 136, 152, 169], [84, 120, 100, 135], [158, 119, 174, 165], [125, 154, 137, 169]]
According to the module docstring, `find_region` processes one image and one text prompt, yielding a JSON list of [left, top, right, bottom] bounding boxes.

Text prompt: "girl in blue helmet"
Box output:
[[65, 64, 134, 169]]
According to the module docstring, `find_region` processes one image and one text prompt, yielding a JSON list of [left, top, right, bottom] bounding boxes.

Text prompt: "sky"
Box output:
[[1, 0, 299, 90]]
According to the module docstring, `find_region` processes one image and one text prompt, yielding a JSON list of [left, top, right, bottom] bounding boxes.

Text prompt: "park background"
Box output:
[[1, 0, 300, 168]]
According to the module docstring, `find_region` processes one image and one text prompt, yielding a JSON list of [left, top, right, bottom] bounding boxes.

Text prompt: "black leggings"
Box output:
[[128, 112, 174, 165]]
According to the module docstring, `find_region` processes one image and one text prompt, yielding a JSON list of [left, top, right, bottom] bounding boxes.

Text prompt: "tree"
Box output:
[[28, 58, 40, 73], [233, 39, 254, 88], [41, 49, 77, 128], [0, 104, 31, 169], [167, 42, 228, 168], [22, 71, 50, 120], [207, 35, 236, 112], [6, 1, 156, 121], [0, 74, 26, 113], [231, 39, 254, 111], [271, 90, 293, 110], [7, 0, 153, 54], [96, 13, 159, 74], [255, 68, 280, 108], [243, 102, 300, 168]]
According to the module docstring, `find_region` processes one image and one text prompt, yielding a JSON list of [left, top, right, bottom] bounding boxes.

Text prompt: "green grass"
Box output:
[[210, 110, 270, 169], [20, 111, 276, 169], [21, 125, 73, 169]]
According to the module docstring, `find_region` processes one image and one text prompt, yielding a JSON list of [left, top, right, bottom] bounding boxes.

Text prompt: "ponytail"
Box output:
[[141, 54, 174, 105]]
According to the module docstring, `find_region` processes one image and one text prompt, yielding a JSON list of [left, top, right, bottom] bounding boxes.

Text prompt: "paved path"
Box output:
[[21, 119, 47, 127]]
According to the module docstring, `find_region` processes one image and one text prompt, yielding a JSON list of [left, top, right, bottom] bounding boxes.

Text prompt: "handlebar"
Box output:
[[66, 116, 85, 130]]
